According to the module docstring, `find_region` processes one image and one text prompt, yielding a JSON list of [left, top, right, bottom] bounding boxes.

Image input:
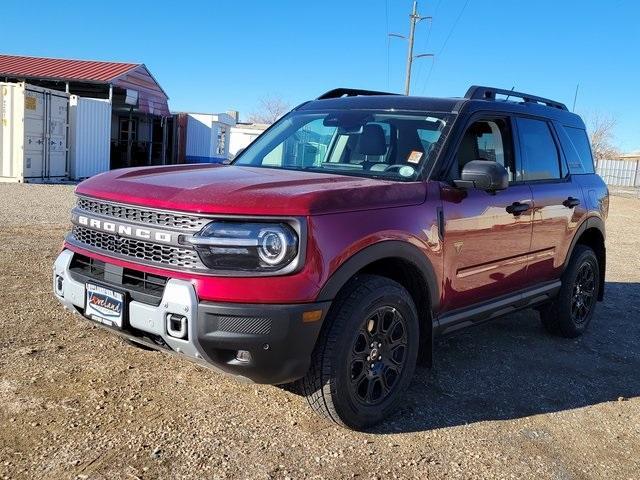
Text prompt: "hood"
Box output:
[[75, 164, 427, 216]]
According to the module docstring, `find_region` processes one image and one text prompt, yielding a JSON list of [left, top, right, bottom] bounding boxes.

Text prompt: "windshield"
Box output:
[[232, 109, 453, 181]]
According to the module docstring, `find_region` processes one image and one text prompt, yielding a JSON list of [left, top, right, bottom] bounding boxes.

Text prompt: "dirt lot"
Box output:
[[0, 184, 638, 480]]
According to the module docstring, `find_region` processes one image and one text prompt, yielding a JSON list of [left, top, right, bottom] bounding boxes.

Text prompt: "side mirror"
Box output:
[[453, 160, 509, 192]]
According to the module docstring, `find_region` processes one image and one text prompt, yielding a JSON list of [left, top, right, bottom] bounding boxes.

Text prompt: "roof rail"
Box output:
[[316, 88, 398, 100], [464, 85, 568, 111]]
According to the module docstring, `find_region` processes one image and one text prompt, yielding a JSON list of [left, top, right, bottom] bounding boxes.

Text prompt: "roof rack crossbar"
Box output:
[[464, 85, 568, 110], [316, 88, 398, 100]]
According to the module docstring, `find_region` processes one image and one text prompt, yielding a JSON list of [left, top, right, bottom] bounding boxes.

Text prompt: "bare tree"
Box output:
[[247, 96, 291, 124], [586, 113, 621, 165]]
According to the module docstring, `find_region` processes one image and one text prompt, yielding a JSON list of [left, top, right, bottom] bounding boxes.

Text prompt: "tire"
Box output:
[[299, 274, 420, 430], [540, 245, 600, 338]]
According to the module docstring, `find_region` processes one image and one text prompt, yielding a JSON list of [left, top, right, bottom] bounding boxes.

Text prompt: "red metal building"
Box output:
[[0, 54, 172, 168]]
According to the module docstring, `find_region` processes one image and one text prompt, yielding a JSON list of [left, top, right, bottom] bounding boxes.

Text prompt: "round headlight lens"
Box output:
[[259, 229, 287, 265]]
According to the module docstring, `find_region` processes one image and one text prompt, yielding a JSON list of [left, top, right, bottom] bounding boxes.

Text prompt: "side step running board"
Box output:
[[435, 281, 561, 336]]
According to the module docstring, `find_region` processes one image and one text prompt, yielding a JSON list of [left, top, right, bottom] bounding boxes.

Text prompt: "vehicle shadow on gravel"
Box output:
[[373, 281, 640, 434]]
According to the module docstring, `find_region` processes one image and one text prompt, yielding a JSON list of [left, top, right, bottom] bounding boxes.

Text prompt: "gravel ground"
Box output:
[[0, 183, 638, 480]]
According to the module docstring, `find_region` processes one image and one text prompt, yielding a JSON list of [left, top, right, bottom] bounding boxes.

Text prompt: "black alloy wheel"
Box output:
[[540, 245, 600, 338], [348, 306, 408, 406], [300, 274, 420, 429], [571, 262, 596, 325]]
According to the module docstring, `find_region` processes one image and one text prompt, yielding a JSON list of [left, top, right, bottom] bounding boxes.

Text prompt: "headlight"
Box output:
[[188, 221, 299, 273]]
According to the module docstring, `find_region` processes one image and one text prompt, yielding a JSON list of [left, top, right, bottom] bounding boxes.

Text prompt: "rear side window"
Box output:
[[517, 118, 562, 181], [563, 126, 595, 174]]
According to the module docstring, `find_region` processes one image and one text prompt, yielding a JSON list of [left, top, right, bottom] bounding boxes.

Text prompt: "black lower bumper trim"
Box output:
[[196, 301, 331, 384]]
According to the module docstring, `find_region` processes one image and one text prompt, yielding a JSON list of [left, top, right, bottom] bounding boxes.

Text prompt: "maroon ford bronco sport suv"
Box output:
[[54, 86, 608, 429]]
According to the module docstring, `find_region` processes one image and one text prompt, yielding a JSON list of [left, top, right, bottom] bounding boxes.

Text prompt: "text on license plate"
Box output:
[[85, 283, 124, 328]]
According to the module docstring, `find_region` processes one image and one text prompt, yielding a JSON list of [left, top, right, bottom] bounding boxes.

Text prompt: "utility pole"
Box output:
[[404, 1, 419, 95], [389, 1, 433, 95]]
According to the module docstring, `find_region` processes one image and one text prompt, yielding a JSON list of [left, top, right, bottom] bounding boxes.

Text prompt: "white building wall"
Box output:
[[68, 96, 111, 180], [183, 112, 236, 162], [229, 124, 268, 157]]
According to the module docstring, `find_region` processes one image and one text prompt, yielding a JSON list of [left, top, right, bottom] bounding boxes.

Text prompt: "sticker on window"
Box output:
[[407, 150, 423, 164], [399, 166, 415, 177]]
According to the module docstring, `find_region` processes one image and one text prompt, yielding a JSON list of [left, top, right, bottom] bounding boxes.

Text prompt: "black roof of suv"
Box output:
[[299, 86, 585, 127]]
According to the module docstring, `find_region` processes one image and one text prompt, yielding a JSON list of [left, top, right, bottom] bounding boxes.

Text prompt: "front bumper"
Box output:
[[53, 249, 329, 384]]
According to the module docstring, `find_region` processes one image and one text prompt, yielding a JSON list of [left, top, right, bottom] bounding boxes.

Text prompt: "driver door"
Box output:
[[440, 116, 533, 312]]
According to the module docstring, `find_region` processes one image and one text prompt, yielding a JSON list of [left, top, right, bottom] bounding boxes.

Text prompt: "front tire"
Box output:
[[300, 275, 420, 430], [540, 245, 599, 338]]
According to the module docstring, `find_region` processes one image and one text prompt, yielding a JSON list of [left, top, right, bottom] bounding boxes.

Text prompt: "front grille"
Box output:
[[77, 197, 209, 231], [69, 254, 169, 306], [71, 226, 202, 269]]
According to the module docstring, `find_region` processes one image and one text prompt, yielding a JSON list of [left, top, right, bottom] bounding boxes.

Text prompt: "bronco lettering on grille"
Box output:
[[75, 214, 174, 243]]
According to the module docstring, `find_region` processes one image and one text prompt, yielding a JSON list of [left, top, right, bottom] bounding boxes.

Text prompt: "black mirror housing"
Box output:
[[454, 160, 509, 192]]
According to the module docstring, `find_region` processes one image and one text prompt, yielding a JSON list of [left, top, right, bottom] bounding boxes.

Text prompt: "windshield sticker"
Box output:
[[407, 151, 423, 164], [399, 166, 415, 177]]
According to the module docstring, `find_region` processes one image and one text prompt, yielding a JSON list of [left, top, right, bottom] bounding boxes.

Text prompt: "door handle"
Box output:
[[506, 201, 530, 216], [563, 197, 581, 208]]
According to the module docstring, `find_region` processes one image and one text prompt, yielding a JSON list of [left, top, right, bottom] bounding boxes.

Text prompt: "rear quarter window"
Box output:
[[559, 125, 595, 174]]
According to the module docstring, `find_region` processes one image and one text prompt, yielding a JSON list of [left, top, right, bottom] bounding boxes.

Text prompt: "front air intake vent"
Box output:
[[217, 315, 272, 335]]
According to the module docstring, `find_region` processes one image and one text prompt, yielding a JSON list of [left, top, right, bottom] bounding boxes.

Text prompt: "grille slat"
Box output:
[[77, 197, 209, 231], [71, 226, 203, 269]]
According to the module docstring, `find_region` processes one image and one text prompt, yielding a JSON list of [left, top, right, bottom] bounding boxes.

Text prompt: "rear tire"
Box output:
[[299, 275, 420, 430], [540, 245, 599, 338]]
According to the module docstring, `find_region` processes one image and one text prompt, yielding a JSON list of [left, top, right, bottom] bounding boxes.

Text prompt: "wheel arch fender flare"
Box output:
[[563, 216, 605, 270], [315, 240, 440, 312], [564, 215, 606, 301]]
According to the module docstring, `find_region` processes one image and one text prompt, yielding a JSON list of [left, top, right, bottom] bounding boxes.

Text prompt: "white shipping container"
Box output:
[[0, 82, 69, 182], [68, 96, 111, 180], [184, 112, 236, 163]]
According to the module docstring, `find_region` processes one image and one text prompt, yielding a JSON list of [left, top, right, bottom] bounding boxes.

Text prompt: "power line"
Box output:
[[414, 0, 443, 88], [436, 0, 470, 57], [413, 9, 434, 91], [420, 0, 470, 94], [388, 1, 433, 95]]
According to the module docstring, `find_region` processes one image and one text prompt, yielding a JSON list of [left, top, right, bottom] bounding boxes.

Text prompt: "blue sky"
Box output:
[[1, 0, 638, 151]]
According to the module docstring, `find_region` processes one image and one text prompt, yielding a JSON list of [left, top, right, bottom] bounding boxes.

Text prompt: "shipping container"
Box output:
[[182, 112, 235, 163], [0, 82, 69, 182], [68, 95, 111, 180]]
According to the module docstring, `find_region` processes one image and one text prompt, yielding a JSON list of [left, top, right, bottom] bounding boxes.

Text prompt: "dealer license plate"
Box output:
[[85, 283, 124, 328]]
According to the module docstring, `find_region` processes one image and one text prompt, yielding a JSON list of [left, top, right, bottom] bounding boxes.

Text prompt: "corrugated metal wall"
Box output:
[[68, 95, 111, 180], [596, 159, 640, 187], [186, 114, 212, 160]]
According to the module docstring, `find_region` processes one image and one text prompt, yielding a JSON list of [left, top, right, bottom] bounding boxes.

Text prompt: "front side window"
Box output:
[[233, 110, 452, 181], [456, 119, 516, 182], [517, 118, 562, 181]]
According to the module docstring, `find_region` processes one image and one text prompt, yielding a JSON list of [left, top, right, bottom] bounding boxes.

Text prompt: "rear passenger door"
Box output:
[[515, 117, 584, 285]]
